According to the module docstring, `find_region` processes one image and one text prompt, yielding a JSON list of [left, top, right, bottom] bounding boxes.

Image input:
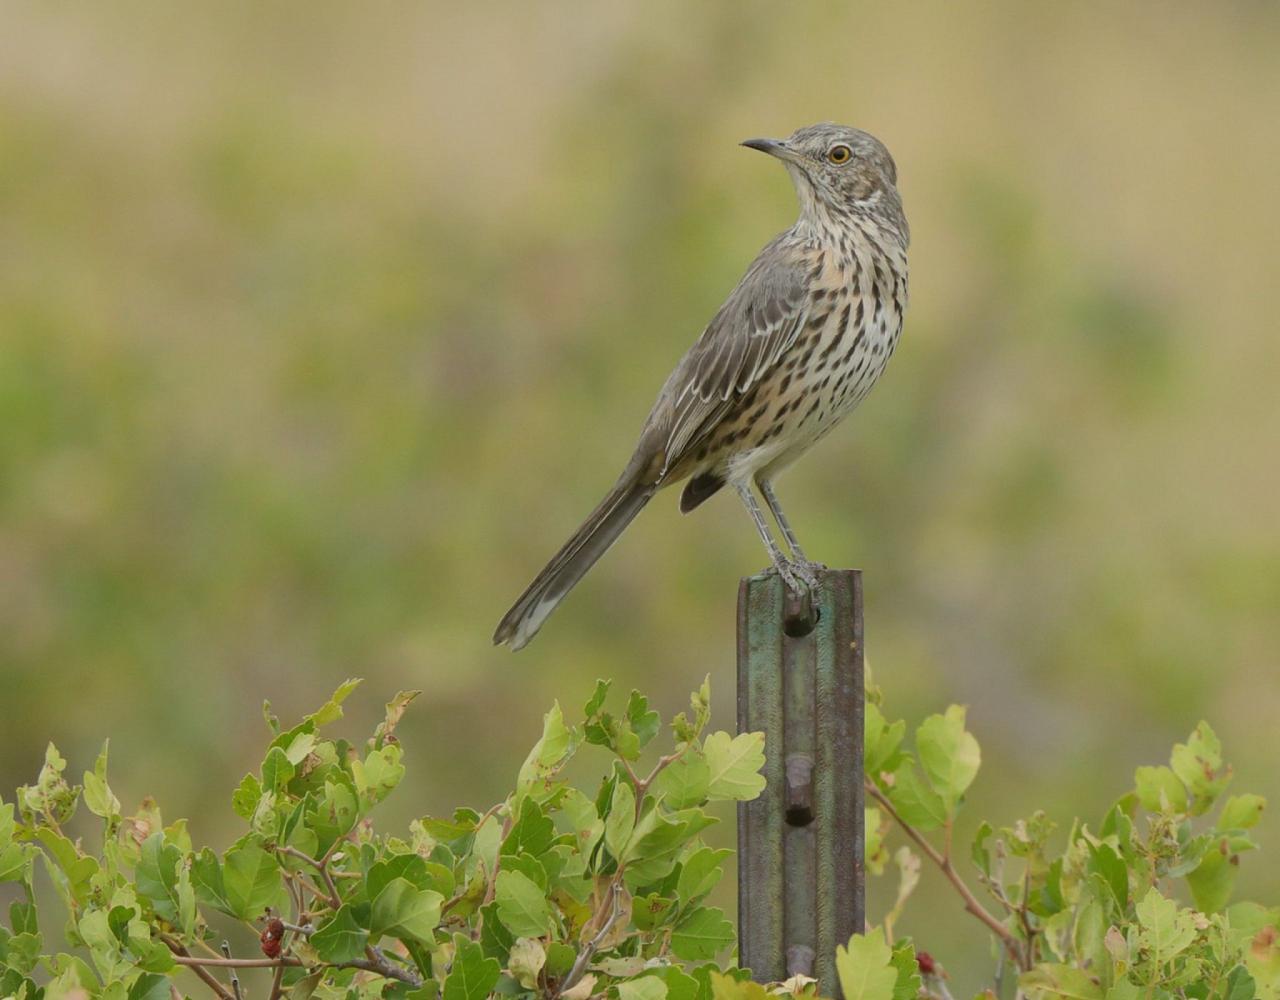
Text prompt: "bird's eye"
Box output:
[[827, 144, 852, 164]]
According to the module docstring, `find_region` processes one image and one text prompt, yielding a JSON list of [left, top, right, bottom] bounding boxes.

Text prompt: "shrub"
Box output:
[[1, 678, 1276, 1000]]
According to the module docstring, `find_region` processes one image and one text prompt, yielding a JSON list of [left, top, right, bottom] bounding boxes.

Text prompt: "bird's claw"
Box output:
[[763, 559, 822, 596], [791, 560, 822, 591]]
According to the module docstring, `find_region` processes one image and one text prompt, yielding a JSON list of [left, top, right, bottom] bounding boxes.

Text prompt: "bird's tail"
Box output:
[[493, 476, 655, 650]]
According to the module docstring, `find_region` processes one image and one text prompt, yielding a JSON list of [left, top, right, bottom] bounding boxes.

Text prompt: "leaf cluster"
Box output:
[[851, 682, 1278, 1000], [0, 678, 770, 1000]]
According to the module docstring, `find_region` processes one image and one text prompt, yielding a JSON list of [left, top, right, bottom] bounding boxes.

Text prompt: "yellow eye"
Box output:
[[827, 144, 852, 164]]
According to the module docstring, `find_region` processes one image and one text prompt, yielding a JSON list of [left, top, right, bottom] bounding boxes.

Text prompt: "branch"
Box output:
[[169, 953, 422, 989], [161, 935, 235, 1000], [268, 961, 285, 1000], [866, 781, 1027, 970], [276, 845, 343, 909], [556, 881, 623, 998], [363, 946, 423, 987]]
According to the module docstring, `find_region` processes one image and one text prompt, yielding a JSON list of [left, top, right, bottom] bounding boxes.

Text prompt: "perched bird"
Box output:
[[495, 123, 909, 650]]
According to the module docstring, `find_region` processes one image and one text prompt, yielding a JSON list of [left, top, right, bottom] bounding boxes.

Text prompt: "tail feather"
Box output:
[[493, 478, 655, 650]]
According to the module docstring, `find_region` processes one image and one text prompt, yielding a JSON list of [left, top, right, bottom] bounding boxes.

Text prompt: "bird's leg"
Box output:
[[757, 479, 808, 562], [734, 483, 805, 593], [758, 479, 822, 588]]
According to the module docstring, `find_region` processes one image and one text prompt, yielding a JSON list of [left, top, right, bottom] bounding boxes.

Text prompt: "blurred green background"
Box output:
[[2, 1, 1278, 989]]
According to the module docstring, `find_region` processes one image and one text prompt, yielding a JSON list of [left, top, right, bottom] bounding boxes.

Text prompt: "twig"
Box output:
[[220, 942, 243, 1000], [169, 954, 422, 988], [268, 961, 285, 1000], [1018, 867, 1038, 961], [556, 882, 623, 998], [160, 935, 235, 1000], [277, 845, 343, 909], [173, 956, 303, 970], [866, 780, 1026, 970], [363, 946, 423, 987]]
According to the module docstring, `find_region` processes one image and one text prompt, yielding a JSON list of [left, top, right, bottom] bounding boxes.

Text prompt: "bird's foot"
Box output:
[[791, 559, 823, 591], [762, 560, 823, 596], [762, 561, 806, 594]]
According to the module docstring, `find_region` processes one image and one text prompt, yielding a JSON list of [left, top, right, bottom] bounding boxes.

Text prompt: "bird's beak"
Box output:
[[741, 137, 800, 163]]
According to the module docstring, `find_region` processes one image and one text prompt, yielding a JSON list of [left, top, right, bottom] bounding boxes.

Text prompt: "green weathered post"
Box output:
[[737, 569, 864, 996]]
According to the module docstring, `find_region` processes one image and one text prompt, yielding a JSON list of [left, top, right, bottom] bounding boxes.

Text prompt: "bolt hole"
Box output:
[[783, 606, 819, 637]]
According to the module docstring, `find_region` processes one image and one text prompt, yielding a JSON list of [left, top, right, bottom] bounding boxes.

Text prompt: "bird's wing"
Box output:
[[655, 235, 812, 470]]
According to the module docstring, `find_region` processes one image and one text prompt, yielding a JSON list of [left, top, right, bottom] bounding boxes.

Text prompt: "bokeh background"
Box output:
[[2, 2, 1278, 990]]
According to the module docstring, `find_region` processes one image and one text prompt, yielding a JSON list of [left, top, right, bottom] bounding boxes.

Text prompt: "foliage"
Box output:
[[2, 678, 1277, 1000], [0, 679, 769, 1000], [853, 680, 1277, 1000]]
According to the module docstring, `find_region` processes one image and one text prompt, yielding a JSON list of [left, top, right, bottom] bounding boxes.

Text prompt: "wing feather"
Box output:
[[648, 235, 812, 473]]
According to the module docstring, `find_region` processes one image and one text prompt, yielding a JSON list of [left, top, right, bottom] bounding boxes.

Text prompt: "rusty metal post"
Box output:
[[737, 569, 864, 996]]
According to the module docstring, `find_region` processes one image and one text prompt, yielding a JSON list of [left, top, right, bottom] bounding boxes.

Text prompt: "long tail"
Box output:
[[493, 476, 655, 650]]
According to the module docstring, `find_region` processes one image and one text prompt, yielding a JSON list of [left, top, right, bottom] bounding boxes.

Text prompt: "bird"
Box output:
[[494, 123, 909, 650]]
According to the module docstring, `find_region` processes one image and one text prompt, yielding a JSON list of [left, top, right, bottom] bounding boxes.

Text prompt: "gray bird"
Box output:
[[495, 123, 909, 650]]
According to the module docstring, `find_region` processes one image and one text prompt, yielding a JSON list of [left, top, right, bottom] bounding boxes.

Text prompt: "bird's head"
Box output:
[[742, 123, 904, 233]]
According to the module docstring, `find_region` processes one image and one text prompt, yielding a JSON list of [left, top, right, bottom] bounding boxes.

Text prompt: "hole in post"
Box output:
[[784, 754, 814, 826], [783, 604, 819, 637]]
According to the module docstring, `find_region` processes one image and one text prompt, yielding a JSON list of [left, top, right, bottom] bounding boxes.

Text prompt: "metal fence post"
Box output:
[[737, 569, 864, 997]]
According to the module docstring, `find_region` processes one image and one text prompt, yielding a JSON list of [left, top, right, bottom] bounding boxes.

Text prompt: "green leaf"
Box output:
[[517, 703, 576, 801], [885, 764, 947, 831], [311, 904, 368, 963], [502, 800, 556, 858], [1222, 965, 1257, 1000], [703, 732, 766, 802], [191, 848, 232, 915], [584, 680, 612, 719], [1018, 963, 1103, 999], [864, 704, 905, 776], [633, 893, 676, 931], [222, 843, 285, 920], [605, 782, 636, 861], [1186, 843, 1236, 913], [83, 742, 121, 821], [231, 774, 263, 821], [370, 877, 444, 943], [372, 690, 420, 747], [916, 706, 980, 812], [971, 821, 993, 878], [616, 978, 668, 1000], [1169, 722, 1230, 815], [508, 937, 545, 990], [444, 933, 501, 1000], [35, 829, 98, 904], [1086, 842, 1128, 914], [1134, 887, 1196, 965], [708, 971, 771, 1000], [1219, 794, 1266, 831], [677, 847, 730, 904], [1134, 766, 1188, 814], [127, 974, 171, 1000], [652, 754, 710, 809], [670, 907, 734, 961], [495, 870, 552, 938], [353, 744, 405, 808], [671, 678, 712, 745], [259, 748, 294, 797], [835, 932, 897, 1000], [626, 691, 661, 752], [282, 730, 318, 766], [888, 941, 922, 1000], [309, 678, 362, 726], [176, 859, 196, 938], [135, 834, 182, 922], [557, 788, 603, 855], [17, 744, 80, 828]]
